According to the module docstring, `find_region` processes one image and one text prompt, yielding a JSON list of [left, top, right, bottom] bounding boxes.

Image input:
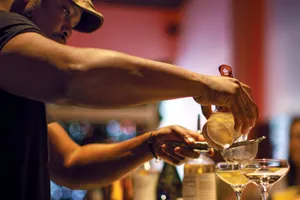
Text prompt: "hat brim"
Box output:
[[72, 0, 104, 33]]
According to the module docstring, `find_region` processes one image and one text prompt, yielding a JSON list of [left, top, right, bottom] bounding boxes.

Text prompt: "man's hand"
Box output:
[[194, 76, 258, 134], [151, 125, 212, 166]]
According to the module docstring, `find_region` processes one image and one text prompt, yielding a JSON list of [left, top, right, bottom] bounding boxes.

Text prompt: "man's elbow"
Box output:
[[51, 167, 115, 190], [51, 159, 121, 190]]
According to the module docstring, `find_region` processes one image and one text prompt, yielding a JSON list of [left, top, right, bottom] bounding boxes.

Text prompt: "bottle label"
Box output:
[[132, 171, 159, 200], [183, 173, 217, 200]]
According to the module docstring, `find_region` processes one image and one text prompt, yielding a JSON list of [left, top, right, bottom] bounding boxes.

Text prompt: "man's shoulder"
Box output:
[[0, 10, 38, 28], [0, 10, 43, 51]]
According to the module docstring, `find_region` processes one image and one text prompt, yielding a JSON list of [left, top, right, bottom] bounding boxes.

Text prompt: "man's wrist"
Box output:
[[148, 131, 158, 159]]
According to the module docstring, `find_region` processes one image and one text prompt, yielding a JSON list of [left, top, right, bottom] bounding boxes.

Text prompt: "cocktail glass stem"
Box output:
[[232, 185, 245, 200], [259, 186, 269, 200], [235, 191, 242, 200]]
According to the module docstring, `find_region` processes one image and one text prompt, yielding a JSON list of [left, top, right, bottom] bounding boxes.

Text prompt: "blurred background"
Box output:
[[47, 0, 300, 199]]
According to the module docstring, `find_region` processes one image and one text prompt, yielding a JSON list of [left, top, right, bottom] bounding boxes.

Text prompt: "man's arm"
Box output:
[[48, 122, 201, 190], [1, 32, 258, 133], [1, 32, 205, 107], [48, 122, 154, 190]]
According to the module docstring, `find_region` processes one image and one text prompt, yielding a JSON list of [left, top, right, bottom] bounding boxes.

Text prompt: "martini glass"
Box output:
[[240, 159, 289, 200], [216, 162, 250, 200]]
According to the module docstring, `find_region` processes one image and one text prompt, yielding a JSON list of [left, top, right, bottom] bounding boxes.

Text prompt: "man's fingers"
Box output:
[[206, 148, 214, 156], [158, 144, 187, 165], [174, 146, 200, 158], [240, 83, 258, 121], [201, 105, 212, 119], [161, 144, 185, 160], [240, 82, 252, 95], [241, 88, 257, 126], [171, 126, 203, 145], [230, 104, 243, 133], [228, 82, 258, 134], [255, 104, 259, 119], [236, 85, 257, 132]]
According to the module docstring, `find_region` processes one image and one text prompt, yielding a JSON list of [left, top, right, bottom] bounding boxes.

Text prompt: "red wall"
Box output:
[[68, 1, 267, 124], [68, 2, 179, 61], [160, 0, 234, 130], [232, 0, 265, 121]]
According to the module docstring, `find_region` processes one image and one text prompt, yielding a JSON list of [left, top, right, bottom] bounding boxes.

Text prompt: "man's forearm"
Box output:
[[64, 48, 207, 108], [52, 132, 153, 190], [2, 33, 206, 106]]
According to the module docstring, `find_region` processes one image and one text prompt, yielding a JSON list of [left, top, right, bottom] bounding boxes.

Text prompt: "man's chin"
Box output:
[[56, 39, 66, 45], [50, 36, 66, 45]]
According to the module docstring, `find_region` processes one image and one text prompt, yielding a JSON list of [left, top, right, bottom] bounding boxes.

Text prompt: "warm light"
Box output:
[[197, 168, 203, 174], [161, 194, 167, 200], [197, 157, 203, 163], [144, 162, 151, 171]]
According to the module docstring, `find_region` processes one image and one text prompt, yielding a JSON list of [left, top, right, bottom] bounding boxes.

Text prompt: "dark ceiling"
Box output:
[[96, 0, 185, 8]]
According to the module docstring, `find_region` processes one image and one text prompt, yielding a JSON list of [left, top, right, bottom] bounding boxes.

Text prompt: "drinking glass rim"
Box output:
[[216, 161, 240, 165], [240, 158, 290, 169], [215, 162, 241, 170], [249, 158, 288, 162]]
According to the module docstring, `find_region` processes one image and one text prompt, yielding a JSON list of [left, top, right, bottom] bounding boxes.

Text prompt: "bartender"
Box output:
[[0, 0, 258, 199]]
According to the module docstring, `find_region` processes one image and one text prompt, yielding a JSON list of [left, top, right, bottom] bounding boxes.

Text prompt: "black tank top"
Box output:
[[0, 10, 50, 200]]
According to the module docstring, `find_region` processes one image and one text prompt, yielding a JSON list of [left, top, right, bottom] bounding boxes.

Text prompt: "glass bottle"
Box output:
[[182, 114, 217, 200], [132, 160, 160, 200], [156, 162, 182, 200], [203, 65, 247, 149]]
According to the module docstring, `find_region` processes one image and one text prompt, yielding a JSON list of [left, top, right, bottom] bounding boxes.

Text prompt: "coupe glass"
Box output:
[[216, 162, 250, 200], [240, 159, 289, 200]]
